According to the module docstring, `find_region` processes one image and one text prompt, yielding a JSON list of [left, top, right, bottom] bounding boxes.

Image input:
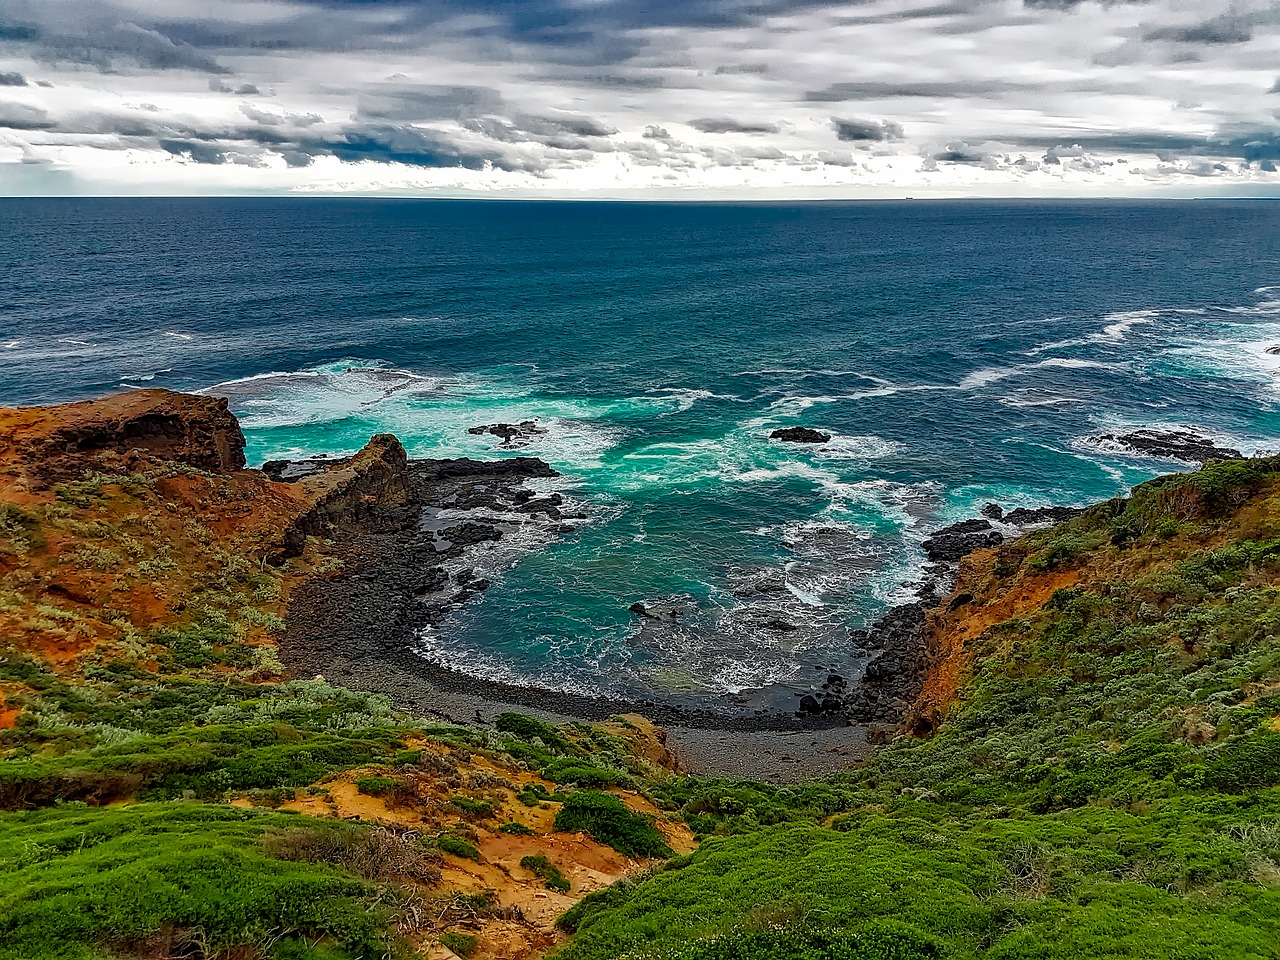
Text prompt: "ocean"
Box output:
[[3, 198, 1279, 705]]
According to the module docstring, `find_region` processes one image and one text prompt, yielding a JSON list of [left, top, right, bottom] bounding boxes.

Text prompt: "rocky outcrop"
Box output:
[[770, 427, 832, 444], [277, 435, 413, 559], [468, 421, 547, 447], [1086, 429, 1243, 464], [0, 389, 246, 487], [922, 519, 1003, 561]]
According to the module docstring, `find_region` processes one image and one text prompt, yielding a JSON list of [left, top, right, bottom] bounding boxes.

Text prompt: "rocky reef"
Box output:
[[1085, 427, 1243, 464]]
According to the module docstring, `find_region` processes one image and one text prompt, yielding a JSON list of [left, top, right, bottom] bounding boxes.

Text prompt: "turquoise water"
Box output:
[[3, 199, 1280, 701]]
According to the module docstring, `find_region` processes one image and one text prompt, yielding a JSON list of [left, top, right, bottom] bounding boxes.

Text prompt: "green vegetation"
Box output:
[[450, 794, 496, 818], [436, 834, 481, 861], [438, 932, 479, 957], [554, 791, 672, 859], [0, 804, 402, 960], [0, 670, 413, 807], [522, 853, 572, 893], [6, 441, 1280, 959], [356, 776, 400, 796], [549, 457, 1280, 959]]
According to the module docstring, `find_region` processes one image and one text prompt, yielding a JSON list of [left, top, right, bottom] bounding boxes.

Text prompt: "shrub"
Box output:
[[496, 713, 567, 751], [262, 823, 442, 884], [437, 834, 481, 861], [439, 931, 479, 956], [500, 822, 536, 835], [0, 804, 393, 960], [450, 795, 495, 819], [553, 791, 671, 858], [355, 776, 398, 797], [521, 853, 571, 893]]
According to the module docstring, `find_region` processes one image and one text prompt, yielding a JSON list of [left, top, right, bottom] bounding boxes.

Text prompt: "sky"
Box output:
[[0, 0, 1278, 198]]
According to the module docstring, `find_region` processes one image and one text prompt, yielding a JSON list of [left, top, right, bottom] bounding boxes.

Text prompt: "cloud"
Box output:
[[714, 63, 769, 75], [1144, 15, 1253, 45], [833, 117, 904, 141], [0, 0, 1276, 196], [210, 79, 262, 95], [33, 20, 231, 74], [0, 72, 28, 87], [806, 80, 1022, 101], [689, 117, 780, 134], [0, 101, 54, 130], [355, 86, 505, 123]]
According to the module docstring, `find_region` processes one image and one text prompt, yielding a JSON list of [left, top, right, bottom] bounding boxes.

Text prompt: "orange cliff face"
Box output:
[[0, 389, 405, 684], [910, 542, 1081, 735]]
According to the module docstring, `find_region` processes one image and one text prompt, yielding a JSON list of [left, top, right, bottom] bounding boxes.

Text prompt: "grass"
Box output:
[[0, 803, 400, 960]]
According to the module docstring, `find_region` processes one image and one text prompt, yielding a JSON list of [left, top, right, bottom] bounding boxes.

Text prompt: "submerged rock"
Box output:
[[1087, 429, 1243, 464], [468, 420, 547, 447], [629, 600, 687, 620], [770, 427, 832, 444]]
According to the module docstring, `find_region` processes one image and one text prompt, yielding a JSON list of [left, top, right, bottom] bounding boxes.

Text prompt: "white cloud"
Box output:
[[0, 0, 1277, 196]]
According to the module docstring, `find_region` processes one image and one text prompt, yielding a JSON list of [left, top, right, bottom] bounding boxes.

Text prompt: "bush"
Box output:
[[553, 791, 671, 858], [500, 821, 536, 835], [521, 853, 571, 893], [496, 713, 567, 752], [440, 931, 479, 956], [450, 795, 495, 819], [262, 823, 442, 884], [649, 923, 941, 960], [355, 776, 398, 797], [0, 804, 393, 960], [437, 834, 481, 861]]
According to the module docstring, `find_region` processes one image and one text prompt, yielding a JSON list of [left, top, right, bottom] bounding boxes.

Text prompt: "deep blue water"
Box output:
[[3, 199, 1279, 701]]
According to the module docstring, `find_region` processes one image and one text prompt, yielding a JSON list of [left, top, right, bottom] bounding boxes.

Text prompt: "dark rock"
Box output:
[[1087, 429, 1243, 465], [981, 503, 1004, 520], [470, 578, 491, 591], [1267, 345, 1280, 356], [770, 426, 832, 444], [921, 519, 1003, 561], [629, 600, 686, 620], [1003, 505, 1086, 526], [424, 457, 558, 480], [797, 694, 822, 714], [439, 522, 503, 548], [764, 617, 800, 632], [467, 420, 548, 447]]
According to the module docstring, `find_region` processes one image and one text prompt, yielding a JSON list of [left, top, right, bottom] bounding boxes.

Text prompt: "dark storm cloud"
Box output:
[[1005, 129, 1280, 163], [689, 117, 780, 134], [0, 71, 26, 86], [832, 117, 904, 141], [29, 20, 231, 74]]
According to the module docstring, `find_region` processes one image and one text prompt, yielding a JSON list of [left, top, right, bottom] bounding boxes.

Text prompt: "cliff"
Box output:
[[0, 390, 686, 960], [0, 389, 246, 490]]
